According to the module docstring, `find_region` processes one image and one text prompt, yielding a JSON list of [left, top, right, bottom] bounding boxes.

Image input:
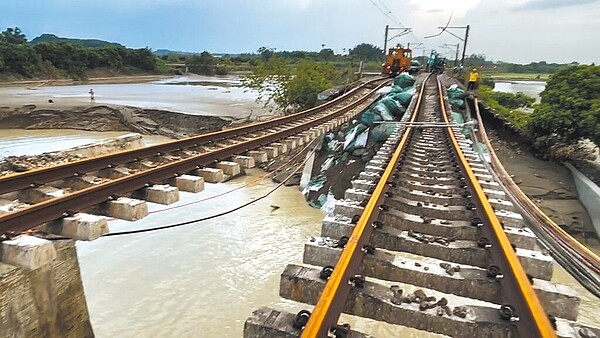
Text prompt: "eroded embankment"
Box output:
[[0, 104, 230, 139]]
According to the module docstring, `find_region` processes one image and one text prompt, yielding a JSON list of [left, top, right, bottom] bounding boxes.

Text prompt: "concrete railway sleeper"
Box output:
[[245, 75, 600, 337], [0, 78, 390, 241]]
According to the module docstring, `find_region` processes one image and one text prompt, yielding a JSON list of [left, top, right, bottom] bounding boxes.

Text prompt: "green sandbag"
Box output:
[[380, 97, 402, 113], [370, 123, 397, 142], [450, 98, 465, 109], [393, 73, 416, 88], [388, 85, 405, 94], [389, 91, 414, 106], [371, 103, 395, 121], [360, 109, 383, 127], [447, 87, 466, 100]]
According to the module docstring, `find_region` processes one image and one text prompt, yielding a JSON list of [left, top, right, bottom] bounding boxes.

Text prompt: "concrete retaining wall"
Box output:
[[566, 163, 600, 236]]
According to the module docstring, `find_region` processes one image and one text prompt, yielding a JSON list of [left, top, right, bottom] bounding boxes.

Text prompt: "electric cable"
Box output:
[[145, 137, 318, 215], [44, 140, 319, 239]]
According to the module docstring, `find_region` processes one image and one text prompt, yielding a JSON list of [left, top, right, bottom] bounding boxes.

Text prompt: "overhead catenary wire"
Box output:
[[368, 0, 421, 46]]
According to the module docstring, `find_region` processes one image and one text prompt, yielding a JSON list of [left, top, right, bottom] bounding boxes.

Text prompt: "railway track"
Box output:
[[0, 77, 389, 237], [244, 75, 600, 337]]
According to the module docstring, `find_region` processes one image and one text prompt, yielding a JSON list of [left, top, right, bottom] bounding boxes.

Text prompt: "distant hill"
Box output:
[[154, 49, 198, 56], [29, 34, 124, 48], [153, 49, 235, 57]]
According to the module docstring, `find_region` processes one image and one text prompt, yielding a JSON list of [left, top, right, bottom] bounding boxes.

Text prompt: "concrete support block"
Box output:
[[48, 213, 109, 241], [352, 179, 376, 191], [63, 175, 107, 190], [280, 264, 518, 338], [142, 184, 180, 205], [173, 175, 205, 193], [233, 156, 256, 169], [244, 307, 368, 338], [283, 139, 297, 151], [19, 186, 68, 204], [303, 239, 579, 321], [247, 151, 268, 164], [271, 142, 288, 154], [106, 197, 148, 221], [97, 166, 130, 179], [0, 235, 56, 270], [261, 147, 279, 159], [195, 168, 225, 183], [217, 161, 241, 176], [299, 133, 311, 144], [290, 136, 304, 147]]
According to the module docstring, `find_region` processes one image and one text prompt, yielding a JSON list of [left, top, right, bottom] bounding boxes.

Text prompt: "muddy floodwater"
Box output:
[[74, 170, 599, 338], [494, 80, 546, 102], [1, 79, 599, 337], [0, 129, 169, 159], [0, 75, 269, 119]]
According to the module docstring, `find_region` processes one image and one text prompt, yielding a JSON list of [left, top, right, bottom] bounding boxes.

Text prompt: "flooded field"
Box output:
[[1, 79, 598, 337], [0, 129, 168, 159], [0, 75, 270, 119], [494, 80, 546, 102]]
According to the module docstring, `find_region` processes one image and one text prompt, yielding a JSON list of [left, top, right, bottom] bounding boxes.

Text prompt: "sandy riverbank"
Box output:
[[0, 75, 169, 88]]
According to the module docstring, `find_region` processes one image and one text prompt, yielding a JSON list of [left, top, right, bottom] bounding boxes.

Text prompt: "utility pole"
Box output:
[[383, 25, 389, 57], [383, 25, 412, 60], [426, 25, 470, 68], [461, 25, 470, 68], [455, 43, 460, 67]]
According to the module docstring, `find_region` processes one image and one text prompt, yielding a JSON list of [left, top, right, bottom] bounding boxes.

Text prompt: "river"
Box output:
[[493, 80, 546, 102], [0, 75, 270, 119]]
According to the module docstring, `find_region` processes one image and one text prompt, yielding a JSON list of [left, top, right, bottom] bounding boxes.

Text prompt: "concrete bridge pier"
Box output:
[[0, 236, 94, 337]]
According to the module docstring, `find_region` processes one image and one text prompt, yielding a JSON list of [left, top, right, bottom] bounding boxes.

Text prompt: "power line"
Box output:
[[368, 0, 398, 24], [370, 0, 421, 44], [375, 0, 407, 28]]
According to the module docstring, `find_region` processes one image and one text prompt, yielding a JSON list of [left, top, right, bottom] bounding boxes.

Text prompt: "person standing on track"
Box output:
[[467, 68, 479, 91]]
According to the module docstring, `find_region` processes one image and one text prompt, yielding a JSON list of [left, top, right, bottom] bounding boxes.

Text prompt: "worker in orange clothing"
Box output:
[[467, 68, 479, 91]]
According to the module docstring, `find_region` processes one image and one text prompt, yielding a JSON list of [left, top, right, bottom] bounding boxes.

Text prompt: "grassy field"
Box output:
[[481, 72, 552, 81]]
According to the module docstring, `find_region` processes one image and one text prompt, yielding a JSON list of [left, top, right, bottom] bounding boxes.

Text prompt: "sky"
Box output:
[[2, 0, 599, 64]]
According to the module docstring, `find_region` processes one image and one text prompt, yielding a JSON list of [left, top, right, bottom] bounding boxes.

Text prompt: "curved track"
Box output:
[[0, 77, 389, 234]]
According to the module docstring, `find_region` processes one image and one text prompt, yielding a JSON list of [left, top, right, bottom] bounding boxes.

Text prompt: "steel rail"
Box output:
[[469, 97, 600, 297], [300, 74, 431, 337], [0, 77, 388, 195], [0, 80, 390, 234], [437, 79, 555, 337]]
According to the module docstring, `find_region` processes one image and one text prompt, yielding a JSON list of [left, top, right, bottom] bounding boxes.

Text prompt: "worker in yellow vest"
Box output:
[[467, 68, 479, 90]]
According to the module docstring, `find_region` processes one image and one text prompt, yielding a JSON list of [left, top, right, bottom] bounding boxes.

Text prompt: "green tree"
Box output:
[[0, 27, 27, 44], [488, 91, 535, 109], [187, 51, 217, 75], [349, 43, 383, 61], [318, 48, 335, 61], [257, 46, 275, 61], [526, 65, 600, 159], [242, 56, 337, 111]]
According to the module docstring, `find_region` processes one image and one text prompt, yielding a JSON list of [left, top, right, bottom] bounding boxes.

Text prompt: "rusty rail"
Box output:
[[469, 97, 600, 298], [0, 80, 390, 234], [301, 74, 555, 337], [437, 79, 555, 337], [0, 77, 387, 195], [300, 74, 429, 337]]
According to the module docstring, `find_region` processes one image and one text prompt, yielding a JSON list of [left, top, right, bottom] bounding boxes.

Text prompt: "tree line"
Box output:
[[0, 27, 167, 80], [478, 65, 599, 161]]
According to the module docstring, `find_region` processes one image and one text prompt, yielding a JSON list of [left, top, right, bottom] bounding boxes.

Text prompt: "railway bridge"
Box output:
[[0, 75, 598, 337]]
